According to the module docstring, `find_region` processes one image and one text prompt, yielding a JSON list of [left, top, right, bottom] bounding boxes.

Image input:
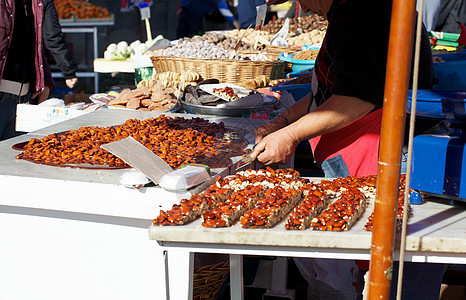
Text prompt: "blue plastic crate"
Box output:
[[407, 89, 466, 120], [433, 51, 466, 89], [279, 52, 315, 73], [411, 134, 466, 199], [434, 51, 466, 62], [286, 68, 313, 78], [279, 43, 321, 73], [270, 81, 311, 102]]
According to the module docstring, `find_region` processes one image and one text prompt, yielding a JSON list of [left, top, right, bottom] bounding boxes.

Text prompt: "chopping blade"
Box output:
[[236, 146, 256, 169]]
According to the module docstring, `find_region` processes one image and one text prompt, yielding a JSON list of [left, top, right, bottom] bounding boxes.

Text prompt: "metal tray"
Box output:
[[180, 97, 278, 117]]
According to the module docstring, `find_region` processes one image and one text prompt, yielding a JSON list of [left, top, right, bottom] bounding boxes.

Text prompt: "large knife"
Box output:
[[236, 145, 256, 169]]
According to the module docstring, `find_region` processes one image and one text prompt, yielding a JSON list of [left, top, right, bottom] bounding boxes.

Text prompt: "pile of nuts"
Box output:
[[221, 28, 326, 49], [149, 20, 326, 59], [293, 49, 320, 60], [286, 31, 326, 47], [261, 15, 328, 35], [175, 15, 328, 50], [178, 33, 267, 52], [157, 40, 243, 60], [16, 115, 237, 169]]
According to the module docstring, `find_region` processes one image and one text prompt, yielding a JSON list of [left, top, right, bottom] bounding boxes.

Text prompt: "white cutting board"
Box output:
[[101, 136, 173, 184]]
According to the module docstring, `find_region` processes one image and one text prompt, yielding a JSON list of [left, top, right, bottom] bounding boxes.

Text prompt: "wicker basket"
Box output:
[[238, 45, 299, 60], [151, 56, 287, 84], [193, 260, 230, 300]]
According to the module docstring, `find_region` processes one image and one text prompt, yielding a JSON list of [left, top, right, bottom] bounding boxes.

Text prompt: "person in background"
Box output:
[[0, 0, 54, 141], [176, 0, 238, 39], [434, 0, 466, 33], [237, 0, 293, 31], [252, 0, 445, 299], [418, 0, 443, 32], [237, 0, 266, 29], [43, 0, 78, 89], [215, 0, 239, 30]]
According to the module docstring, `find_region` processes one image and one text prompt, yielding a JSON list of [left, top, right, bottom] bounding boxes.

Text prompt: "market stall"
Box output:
[[93, 13, 325, 96], [0, 109, 265, 300], [4, 1, 466, 299], [1, 10, 327, 300]]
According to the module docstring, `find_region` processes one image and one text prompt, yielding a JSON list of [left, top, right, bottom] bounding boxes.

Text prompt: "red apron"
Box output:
[[309, 108, 383, 177]]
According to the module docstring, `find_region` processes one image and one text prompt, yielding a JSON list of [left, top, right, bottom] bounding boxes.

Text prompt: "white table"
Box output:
[[93, 55, 154, 74], [149, 193, 466, 299], [94, 58, 135, 73], [0, 109, 263, 300]]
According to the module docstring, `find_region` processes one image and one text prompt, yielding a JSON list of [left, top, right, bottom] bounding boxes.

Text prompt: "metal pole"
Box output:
[[230, 254, 244, 300], [93, 26, 99, 93], [367, 0, 417, 298]]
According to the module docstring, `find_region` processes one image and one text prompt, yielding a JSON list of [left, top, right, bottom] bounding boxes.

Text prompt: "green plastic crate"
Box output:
[[429, 31, 460, 48]]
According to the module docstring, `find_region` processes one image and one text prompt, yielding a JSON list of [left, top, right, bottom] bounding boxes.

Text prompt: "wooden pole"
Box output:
[[367, 0, 416, 298]]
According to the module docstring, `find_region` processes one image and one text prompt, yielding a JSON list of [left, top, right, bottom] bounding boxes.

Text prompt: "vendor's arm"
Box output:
[[251, 95, 375, 165], [255, 92, 313, 143]]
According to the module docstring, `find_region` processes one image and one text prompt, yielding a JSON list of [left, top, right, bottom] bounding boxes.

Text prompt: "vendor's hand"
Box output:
[[251, 127, 299, 165], [66, 78, 78, 89], [31, 86, 51, 104], [255, 116, 288, 144]]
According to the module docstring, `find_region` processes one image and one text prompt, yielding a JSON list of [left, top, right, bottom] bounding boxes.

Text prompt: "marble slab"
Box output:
[[0, 109, 266, 218], [1, 109, 264, 184], [149, 198, 466, 254]]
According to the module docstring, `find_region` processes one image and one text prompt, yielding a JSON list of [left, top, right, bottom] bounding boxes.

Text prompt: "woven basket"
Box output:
[[151, 56, 287, 84], [238, 45, 298, 60], [193, 260, 230, 300]]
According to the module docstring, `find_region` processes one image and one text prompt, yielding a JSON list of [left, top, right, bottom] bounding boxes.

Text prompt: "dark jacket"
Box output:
[[43, 0, 77, 79], [0, 0, 54, 93]]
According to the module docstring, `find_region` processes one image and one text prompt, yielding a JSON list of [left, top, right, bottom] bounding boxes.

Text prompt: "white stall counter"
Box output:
[[149, 186, 466, 299], [0, 109, 264, 300]]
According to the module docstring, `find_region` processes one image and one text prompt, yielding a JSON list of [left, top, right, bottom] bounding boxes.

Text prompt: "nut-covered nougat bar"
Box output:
[[202, 185, 265, 228], [311, 188, 367, 231], [241, 186, 302, 229], [152, 177, 232, 225]]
